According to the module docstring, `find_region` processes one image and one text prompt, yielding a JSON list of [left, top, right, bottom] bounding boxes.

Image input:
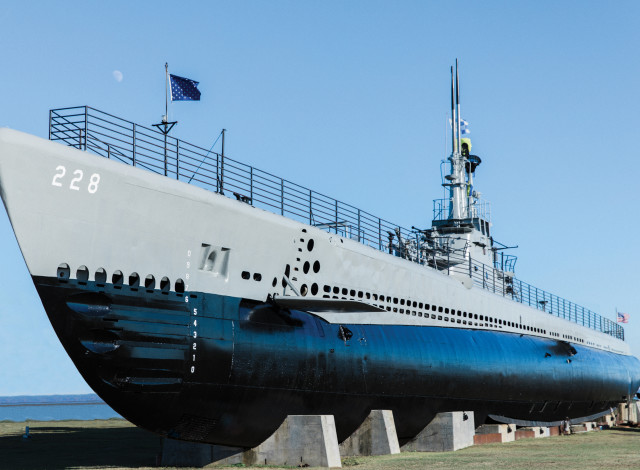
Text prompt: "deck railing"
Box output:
[[48, 106, 624, 341]]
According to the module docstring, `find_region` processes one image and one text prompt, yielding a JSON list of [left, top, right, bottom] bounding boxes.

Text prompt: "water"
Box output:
[[0, 394, 122, 422]]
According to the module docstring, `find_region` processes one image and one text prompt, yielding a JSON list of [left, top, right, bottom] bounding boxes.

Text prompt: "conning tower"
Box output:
[[428, 61, 508, 276]]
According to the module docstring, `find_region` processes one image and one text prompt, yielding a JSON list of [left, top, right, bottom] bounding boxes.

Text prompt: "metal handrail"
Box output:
[[48, 106, 624, 341]]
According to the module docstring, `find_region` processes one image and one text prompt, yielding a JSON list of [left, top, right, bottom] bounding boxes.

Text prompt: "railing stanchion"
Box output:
[[84, 106, 88, 151], [132, 123, 137, 166], [176, 140, 180, 180], [281, 179, 284, 215], [250, 167, 254, 205]]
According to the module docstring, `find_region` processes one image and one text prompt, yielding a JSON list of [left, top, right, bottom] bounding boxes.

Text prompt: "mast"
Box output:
[[456, 59, 461, 154], [447, 59, 466, 220], [451, 66, 456, 156]]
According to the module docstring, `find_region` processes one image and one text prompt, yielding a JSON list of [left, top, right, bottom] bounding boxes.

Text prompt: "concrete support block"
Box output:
[[630, 403, 639, 424], [339, 410, 400, 457], [218, 415, 341, 468], [520, 426, 549, 438], [617, 402, 638, 424], [401, 411, 474, 452], [537, 427, 550, 437], [598, 414, 616, 427], [570, 424, 588, 434], [475, 424, 515, 442], [161, 415, 341, 468]]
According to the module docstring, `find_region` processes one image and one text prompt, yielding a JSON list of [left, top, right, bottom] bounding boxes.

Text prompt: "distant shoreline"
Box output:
[[0, 394, 103, 406], [0, 394, 119, 421]]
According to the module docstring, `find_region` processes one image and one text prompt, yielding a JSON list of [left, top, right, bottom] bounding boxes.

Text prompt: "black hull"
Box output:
[[35, 275, 640, 447]]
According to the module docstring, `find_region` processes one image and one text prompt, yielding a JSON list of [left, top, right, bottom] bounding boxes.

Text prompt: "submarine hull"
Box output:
[[35, 275, 640, 447]]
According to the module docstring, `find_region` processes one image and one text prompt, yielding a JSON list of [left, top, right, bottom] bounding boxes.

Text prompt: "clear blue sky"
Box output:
[[1, 1, 639, 395]]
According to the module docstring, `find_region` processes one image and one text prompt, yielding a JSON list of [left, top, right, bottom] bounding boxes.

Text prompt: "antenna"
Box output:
[[451, 66, 456, 156], [456, 59, 461, 154]]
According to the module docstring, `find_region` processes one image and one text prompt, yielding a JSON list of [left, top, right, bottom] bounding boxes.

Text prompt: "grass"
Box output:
[[1, 420, 640, 470]]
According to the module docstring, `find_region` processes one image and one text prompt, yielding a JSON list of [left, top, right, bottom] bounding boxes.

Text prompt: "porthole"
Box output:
[[175, 278, 185, 293], [242, 271, 250, 280], [334, 286, 339, 294], [311, 283, 318, 295], [342, 288, 348, 295], [129, 272, 140, 288], [95, 268, 107, 284], [57, 263, 70, 280], [307, 239, 314, 252], [272, 277, 278, 287], [358, 291, 363, 298], [253, 273, 262, 282], [313, 261, 320, 273], [303, 262, 310, 274], [112, 270, 124, 286], [145, 275, 155, 289], [301, 284, 308, 296], [324, 285, 331, 293], [76, 265, 89, 282], [350, 289, 356, 297], [160, 276, 170, 293]]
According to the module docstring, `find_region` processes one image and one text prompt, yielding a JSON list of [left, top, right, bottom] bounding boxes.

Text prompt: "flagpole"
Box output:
[[165, 62, 169, 124], [152, 62, 177, 177]]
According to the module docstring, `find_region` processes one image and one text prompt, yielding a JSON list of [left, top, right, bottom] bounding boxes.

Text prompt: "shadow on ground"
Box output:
[[0, 425, 162, 469], [611, 425, 640, 433]]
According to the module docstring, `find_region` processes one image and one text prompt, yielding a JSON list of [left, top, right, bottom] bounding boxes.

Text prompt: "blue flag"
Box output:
[[460, 119, 470, 135], [170, 74, 201, 101]]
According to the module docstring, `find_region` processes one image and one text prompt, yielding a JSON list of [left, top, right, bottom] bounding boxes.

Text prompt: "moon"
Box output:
[[112, 70, 123, 82]]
